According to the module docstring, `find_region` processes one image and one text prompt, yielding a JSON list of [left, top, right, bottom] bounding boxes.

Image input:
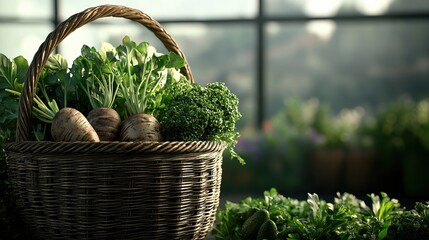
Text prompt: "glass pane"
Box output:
[[59, 0, 258, 21], [59, 23, 150, 60], [59, 23, 257, 130], [266, 0, 429, 17], [265, 20, 429, 118], [166, 24, 257, 131], [0, 24, 53, 61], [0, 0, 52, 18]]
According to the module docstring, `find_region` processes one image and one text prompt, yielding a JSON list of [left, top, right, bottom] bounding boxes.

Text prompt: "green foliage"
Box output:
[[156, 80, 243, 163], [115, 36, 186, 117], [271, 98, 368, 149], [1, 53, 71, 131], [71, 43, 119, 109], [373, 98, 429, 156], [213, 188, 429, 240], [387, 201, 429, 239], [0, 54, 23, 142]]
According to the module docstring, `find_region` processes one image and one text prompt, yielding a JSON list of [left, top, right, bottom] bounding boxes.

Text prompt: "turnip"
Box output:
[[6, 88, 100, 142], [119, 113, 161, 141], [115, 37, 185, 142], [73, 43, 122, 141], [51, 107, 100, 142], [86, 107, 121, 141]]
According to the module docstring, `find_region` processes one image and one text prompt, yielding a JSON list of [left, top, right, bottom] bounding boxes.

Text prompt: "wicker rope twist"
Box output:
[[5, 4, 226, 240], [5, 141, 227, 154]]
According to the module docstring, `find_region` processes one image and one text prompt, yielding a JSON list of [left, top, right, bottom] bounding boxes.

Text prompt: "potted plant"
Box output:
[[372, 97, 429, 197], [343, 115, 377, 193]]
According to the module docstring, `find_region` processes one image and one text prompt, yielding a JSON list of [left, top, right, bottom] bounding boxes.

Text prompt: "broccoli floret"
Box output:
[[156, 80, 244, 164]]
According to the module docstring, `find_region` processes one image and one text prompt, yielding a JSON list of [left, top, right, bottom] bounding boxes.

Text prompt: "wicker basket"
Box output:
[[4, 4, 227, 240]]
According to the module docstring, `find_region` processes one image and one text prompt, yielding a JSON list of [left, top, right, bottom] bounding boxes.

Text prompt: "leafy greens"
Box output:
[[213, 188, 429, 239]]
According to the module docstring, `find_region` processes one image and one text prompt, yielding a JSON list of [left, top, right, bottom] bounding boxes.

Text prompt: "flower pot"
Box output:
[[310, 149, 345, 192], [344, 150, 376, 193], [403, 156, 429, 198]]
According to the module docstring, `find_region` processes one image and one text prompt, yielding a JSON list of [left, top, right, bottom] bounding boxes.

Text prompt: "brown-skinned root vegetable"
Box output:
[[87, 107, 121, 141], [51, 107, 100, 142], [120, 113, 162, 142]]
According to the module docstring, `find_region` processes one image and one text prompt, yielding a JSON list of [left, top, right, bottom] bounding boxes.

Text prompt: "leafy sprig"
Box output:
[[0, 54, 26, 141], [72, 43, 119, 109], [3, 54, 68, 124], [115, 36, 185, 117]]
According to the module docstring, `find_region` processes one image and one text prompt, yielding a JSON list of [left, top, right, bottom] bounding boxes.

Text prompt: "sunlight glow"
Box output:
[[304, 0, 343, 17], [306, 20, 337, 41], [355, 0, 393, 16]]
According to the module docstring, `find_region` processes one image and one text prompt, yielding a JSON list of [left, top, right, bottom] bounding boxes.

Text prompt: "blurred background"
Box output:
[[1, 0, 429, 211]]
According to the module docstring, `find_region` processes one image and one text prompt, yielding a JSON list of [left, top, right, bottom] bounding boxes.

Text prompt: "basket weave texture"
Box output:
[[4, 4, 226, 240]]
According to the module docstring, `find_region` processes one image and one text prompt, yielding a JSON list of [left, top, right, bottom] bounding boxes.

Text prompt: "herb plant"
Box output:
[[213, 188, 429, 239]]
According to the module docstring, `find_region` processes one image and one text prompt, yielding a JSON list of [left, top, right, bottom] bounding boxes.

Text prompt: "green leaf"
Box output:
[[44, 54, 67, 72], [0, 53, 21, 90], [13, 56, 28, 84]]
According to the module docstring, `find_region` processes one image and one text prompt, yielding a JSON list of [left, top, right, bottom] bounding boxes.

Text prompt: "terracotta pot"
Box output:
[[344, 150, 376, 193], [310, 149, 345, 192], [403, 156, 429, 198]]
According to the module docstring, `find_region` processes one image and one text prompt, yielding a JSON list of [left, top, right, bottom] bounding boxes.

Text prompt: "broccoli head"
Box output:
[[156, 80, 244, 163]]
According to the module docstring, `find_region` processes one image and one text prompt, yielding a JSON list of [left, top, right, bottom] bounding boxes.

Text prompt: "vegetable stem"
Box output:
[[6, 88, 58, 123]]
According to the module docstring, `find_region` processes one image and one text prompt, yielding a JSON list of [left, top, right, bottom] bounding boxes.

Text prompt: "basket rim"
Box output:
[[4, 140, 227, 154]]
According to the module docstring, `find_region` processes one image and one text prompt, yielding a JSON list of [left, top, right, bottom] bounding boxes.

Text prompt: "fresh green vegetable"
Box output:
[[0, 53, 54, 140], [2, 54, 69, 125], [2, 52, 104, 142], [0, 53, 25, 141], [155, 80, 244, 164], [6, 88, 59, 124], [73, 43, 119, 110], [241, 209, 270, 240], [4, 54, 95, 142], [256, 219, 278, 240], [114, 36, 185, 142], [40, 53, 74, 108], [1, 36, 244, 143], [114, 36, 185, 116], [247, 207, 260, 219], [213, 188, 429, 240]]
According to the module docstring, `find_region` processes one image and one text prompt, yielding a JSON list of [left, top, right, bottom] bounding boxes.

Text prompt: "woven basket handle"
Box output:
[[16, 4, 193, 142]]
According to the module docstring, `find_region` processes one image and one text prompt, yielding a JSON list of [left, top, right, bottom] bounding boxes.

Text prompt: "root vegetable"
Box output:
[[120, 113, 161, 142], [87, 107, 121, 141], [51, 107, 100, 142]]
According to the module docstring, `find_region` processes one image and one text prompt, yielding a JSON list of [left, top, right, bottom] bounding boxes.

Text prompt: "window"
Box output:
[[1, 0, 429, 132], [0, 0, 53, 60]]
